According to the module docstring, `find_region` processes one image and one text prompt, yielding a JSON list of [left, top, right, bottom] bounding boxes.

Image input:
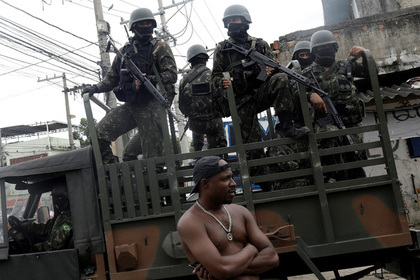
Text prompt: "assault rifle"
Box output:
[[106, 35, 179, 122], [224, 41, 360, 158]]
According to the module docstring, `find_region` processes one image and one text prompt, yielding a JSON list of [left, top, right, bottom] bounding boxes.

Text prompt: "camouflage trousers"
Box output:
[[266, 140, 311, 190], [188, 117, 227, 151], [316, 122, 366, 181], [123, 132, 142, 162], [237, 72, 295, 145], [233, 73, 295, 191], [96, 99, 165, 164]]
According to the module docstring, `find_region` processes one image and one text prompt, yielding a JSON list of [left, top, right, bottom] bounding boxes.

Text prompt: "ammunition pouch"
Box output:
[[335, 99, 365, 125], [332, 78, 365, 125], [113, 70, 137, 103]]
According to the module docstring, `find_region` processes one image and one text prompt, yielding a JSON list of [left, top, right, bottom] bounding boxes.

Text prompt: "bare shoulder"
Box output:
[[226, 204, 253, 218], [177, 207, 201, 232]]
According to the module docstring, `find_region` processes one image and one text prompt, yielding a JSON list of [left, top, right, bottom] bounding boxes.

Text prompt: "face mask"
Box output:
[[227, 23, 249, 43], [133, 26, 154, 43], [298, 58, 312, 67], [314, 48, 336, 67], [53, 195, 69, 213]]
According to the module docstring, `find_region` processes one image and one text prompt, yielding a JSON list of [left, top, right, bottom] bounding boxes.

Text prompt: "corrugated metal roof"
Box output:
[[360, 78, 420, 103], [1, 121, 77, 138]]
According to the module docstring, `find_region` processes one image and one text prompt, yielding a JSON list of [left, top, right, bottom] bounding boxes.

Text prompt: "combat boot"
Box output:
[[283, 124, 310, 139], [277, 115, 310, 139]]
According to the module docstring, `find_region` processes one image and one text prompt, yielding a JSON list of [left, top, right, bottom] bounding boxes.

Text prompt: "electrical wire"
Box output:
[[0, 0, 97, 45], [0, 31, 99, 78], [0, 16, 98, 64]]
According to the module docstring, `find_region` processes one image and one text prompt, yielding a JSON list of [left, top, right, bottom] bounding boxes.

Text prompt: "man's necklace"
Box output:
[[196, 201, 233, 241]]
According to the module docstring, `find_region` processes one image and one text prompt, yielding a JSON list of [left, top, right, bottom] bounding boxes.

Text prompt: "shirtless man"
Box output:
[[177, 156, 279, 279]]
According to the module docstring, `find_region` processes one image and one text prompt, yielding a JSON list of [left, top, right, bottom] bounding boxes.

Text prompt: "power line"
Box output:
[[0, 31, 99, 78], [202, 0, 225, 39], [0, 16, 98, 64], [0, 0, 97, 45]]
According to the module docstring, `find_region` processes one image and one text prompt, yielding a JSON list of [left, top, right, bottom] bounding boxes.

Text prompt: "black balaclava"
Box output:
[[53, 195, 69, 214], [314, 47, 336, 67], [190, 54, 208, 67], [228, 23, 249, 43], [133, 26, 154, 44], [296, 51, 312, 68]]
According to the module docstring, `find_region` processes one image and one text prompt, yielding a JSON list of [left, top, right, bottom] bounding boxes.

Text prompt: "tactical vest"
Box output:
[[219, 37, 264, 94], [311, 59, 365, 125], [179, 65, 220, 120], [113, 38, 157, 103]]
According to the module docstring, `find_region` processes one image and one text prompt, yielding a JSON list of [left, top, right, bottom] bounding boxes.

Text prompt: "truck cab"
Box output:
[[0, 147, 106, 280]]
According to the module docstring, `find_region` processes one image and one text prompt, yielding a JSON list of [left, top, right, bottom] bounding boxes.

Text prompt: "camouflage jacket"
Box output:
[[24, 210, 73, 251], [96, 37, 177, 103], [179, 64, 219, 120], [211, 35, 275, 106], [303, 58, 369, 125]]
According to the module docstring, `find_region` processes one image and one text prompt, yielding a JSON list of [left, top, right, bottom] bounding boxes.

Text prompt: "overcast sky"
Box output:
[[0, 0, 324, 135]]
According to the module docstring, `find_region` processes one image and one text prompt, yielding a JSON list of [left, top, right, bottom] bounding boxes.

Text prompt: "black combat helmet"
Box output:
[[292, 41, 311, 60], [187, 44, 209, 62], [222, 4, 252, 28], [129, 8, 157, 31], [310, 30, 339, 53]]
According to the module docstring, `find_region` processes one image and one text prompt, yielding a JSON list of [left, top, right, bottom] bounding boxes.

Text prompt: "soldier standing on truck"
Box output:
[[179, 44, 227, 152], [82, 8, 177, 164], [177, 156, 279, 279], [212, 4, 309, 191], [304, 30, 369, 181]]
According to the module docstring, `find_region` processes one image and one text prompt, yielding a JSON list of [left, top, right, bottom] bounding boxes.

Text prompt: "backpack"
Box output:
[[179, 66, 221, 120]]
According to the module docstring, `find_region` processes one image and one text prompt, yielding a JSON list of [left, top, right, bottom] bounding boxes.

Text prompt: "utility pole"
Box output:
[[38, 74, 75, 150], [92, 0, 124, 159], [157, 0, 169, 42], [156, 0, 193, 161], [62, 73, 75, 149], [0, 128, 3, 167]]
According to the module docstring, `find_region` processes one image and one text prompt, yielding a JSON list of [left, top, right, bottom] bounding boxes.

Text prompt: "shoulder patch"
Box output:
[[61, 223, 72, 232]]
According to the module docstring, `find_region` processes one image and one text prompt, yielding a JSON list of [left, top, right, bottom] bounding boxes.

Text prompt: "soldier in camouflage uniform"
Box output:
[[269, 41, 314, 189], [19, 184, 72, 252], [82, 8, 177, 164], [179, 44, 227, 152], [303, 30, 368, 181], [281, 41, 313, 134], [212, 5, 308, 190]]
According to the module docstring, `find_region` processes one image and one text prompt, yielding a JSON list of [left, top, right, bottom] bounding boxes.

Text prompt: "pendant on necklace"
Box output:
[[227, 232, 233, 241]]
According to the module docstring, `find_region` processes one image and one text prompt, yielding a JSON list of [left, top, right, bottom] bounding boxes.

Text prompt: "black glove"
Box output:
[[81, 85, 98, 97]]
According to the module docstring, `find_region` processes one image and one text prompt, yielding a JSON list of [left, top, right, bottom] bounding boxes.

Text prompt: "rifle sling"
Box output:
[[319, 61, 338, 83], [152, 63, 167, 99], [180, 65, 209, 89], [223, 37, 257, 72]]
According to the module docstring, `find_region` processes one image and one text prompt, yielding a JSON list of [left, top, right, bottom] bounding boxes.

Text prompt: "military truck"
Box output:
[[0, 45, 419, 280]]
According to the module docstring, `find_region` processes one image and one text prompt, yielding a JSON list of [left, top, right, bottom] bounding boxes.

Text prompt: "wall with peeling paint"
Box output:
[[360, 112, 420, 227], [275, 5, 420, 76]]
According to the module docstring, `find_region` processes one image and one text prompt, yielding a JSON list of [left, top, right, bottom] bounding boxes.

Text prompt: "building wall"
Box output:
[[3, 137, 80, 166], [354, 0, 401, 18], [322, 0, 420, 24], [275, 6, 420, 76]]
